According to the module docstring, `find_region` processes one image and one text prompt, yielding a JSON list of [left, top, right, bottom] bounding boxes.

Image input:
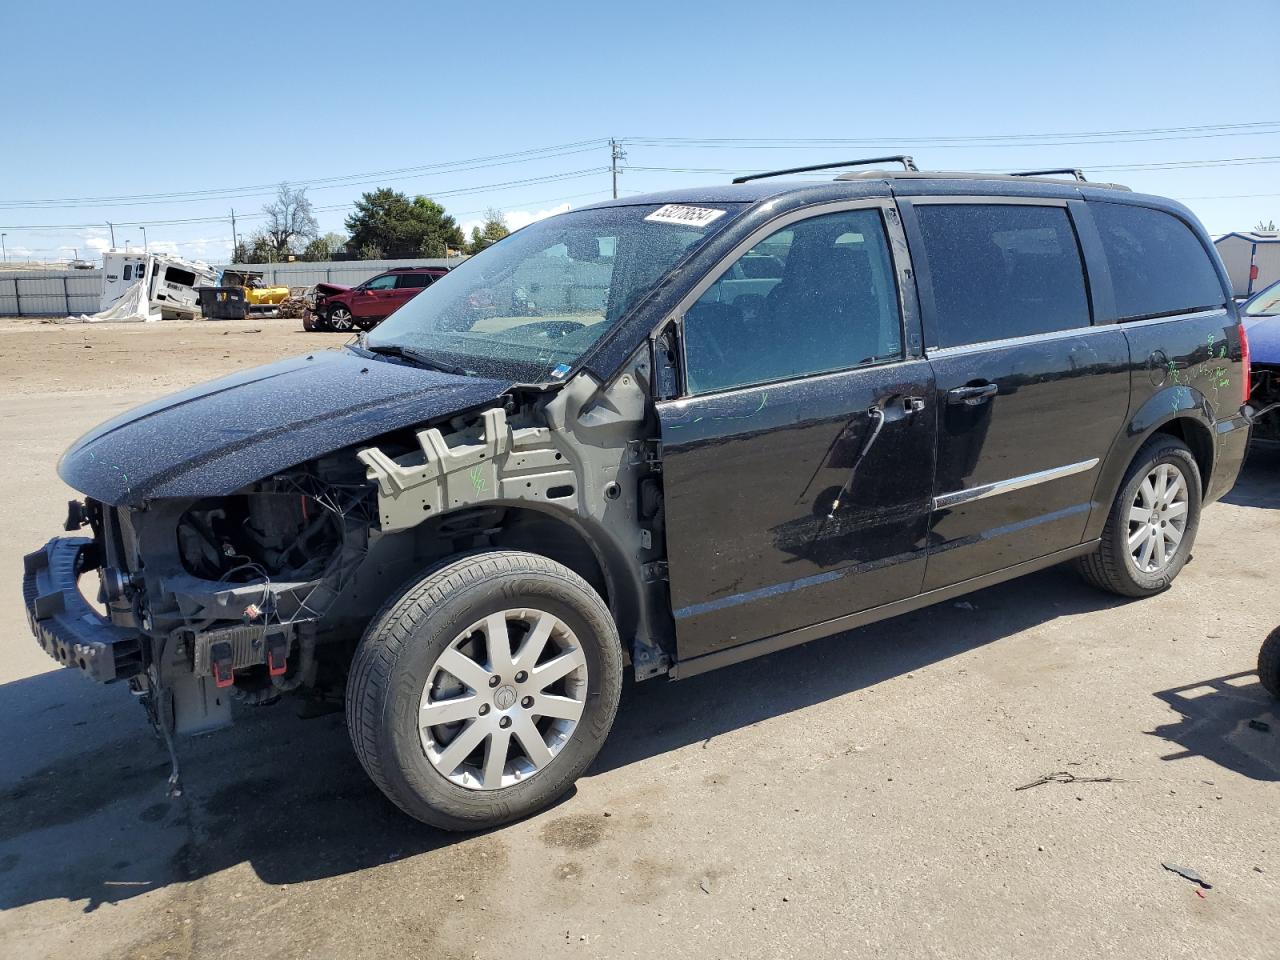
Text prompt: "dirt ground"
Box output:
[[1, 316, 1277, 960]]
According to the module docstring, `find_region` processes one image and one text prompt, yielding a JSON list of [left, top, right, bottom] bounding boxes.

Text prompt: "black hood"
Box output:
[[59, 349, 515, 506]]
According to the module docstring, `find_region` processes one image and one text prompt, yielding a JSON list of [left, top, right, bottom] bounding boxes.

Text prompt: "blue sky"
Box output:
[[3, 0, 1279, 263]]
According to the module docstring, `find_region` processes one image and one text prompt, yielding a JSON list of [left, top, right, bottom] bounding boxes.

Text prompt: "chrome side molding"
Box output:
[[933, 458, 1100, 511]]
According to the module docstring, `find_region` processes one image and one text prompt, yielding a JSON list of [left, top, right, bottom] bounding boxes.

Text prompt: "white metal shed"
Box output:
[[1214, 231, 1280, 298]]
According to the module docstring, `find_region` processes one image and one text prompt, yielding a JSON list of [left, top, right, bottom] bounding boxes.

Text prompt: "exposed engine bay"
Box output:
[[26, 361, 671, 795]]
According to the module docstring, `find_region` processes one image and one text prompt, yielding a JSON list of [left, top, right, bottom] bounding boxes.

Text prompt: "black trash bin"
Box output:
[[197, 286, 249, 320]]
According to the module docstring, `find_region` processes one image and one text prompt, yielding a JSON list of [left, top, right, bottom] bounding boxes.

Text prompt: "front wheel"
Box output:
[[1076, 435, 1201, 597], [1259, 627, 1280, 699], [327, 305, 355, 332], [346, 551, 623, 830]]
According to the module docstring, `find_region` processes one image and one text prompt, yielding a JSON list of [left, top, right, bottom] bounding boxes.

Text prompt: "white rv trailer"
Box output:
[[1213, 231, 1280, 299], [100, 250, 217, 320]]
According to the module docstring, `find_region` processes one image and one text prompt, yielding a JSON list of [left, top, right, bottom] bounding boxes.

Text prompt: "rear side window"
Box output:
[[1092, 203, 1225, 320], [397, 273, 432, 289], [915, 204, 1090, 348]]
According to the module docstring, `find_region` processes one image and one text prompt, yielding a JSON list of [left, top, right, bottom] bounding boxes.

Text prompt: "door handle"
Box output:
[[947, 383, 999, 406]]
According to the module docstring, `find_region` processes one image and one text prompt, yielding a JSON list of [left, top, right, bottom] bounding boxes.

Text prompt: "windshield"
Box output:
[[366, 203, 744, 380], [1245, 279, 1280, 317]]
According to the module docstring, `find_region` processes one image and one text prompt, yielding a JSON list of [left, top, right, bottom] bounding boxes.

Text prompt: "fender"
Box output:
[[357, 361, 674, 675], [1083, 385, 1215, 542]]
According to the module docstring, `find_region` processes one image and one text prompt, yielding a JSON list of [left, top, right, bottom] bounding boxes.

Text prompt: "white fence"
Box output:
[[0, 270, 102, 316], [227, 257, 467, 289]]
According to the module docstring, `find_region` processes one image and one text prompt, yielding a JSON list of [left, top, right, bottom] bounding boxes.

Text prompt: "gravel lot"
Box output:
[[1, 317, 1277, 960]]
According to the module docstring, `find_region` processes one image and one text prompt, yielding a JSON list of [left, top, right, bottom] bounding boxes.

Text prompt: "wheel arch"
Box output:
[[377, 499, 647, 657], [1084, 386, 1215, 542]]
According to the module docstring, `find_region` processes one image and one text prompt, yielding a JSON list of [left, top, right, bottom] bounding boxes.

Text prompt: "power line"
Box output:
[[0, 139, 609, 209], [0, 169, 611, 231], [9, 122, 1280, 211], [1179, 191, 1280, 201], [624, 154, 1280, 178], [623, 121, 1280, 149]]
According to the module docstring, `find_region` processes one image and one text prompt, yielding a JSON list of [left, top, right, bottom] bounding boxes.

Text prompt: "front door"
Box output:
[[899, 198, 1131, 590], [354, 273, 399, 320], [657, 202, 937, 662]]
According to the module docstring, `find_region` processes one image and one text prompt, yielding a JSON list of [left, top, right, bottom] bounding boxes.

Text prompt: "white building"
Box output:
[[1213, 231, 1280, 299]]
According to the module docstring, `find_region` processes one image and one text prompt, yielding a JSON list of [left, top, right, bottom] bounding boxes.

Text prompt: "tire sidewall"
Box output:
[[1113, 442, 1201, 592], [1259, 627, 1280, 699], [329, 306, 353, 330], [372, 562, 620, 827]]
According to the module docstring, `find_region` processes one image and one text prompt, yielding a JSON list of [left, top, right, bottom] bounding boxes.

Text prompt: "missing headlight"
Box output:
[[176, 494, 343, 583]]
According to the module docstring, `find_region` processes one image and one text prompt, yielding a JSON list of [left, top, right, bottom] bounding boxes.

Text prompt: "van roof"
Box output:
[[580, 164, 1192, 218]]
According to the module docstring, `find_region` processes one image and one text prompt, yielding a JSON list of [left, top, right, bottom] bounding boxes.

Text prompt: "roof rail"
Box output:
[[1009, 167, 1088, 182], [732, 155, 919, 184]]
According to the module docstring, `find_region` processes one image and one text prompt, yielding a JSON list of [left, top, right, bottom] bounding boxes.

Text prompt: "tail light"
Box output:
[[1250, 264, 1260, 282], [1240, 321, 1252, 406]]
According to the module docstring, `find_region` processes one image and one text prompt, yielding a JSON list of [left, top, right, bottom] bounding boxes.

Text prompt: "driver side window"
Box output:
[[683, 208, 902, 395]]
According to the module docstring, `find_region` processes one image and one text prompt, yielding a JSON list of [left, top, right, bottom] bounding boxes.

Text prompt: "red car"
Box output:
[[303, 266, 449, 332]]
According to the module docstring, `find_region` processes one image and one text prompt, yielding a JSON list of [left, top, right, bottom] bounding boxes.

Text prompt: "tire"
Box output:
[[327, 305, 355, 332], [1076, 435, 1202, 597], [1259, 627, 1280, 699], [346, 550, 623, 830]]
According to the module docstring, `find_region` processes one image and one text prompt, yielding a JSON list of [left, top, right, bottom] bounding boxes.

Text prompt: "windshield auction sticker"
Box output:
[[644, 204, 727, 228]]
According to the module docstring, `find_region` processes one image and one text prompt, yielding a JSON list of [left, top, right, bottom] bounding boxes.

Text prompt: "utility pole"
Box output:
[[610, 138, 626, 199], [230, 208, 238, 259], [141, 226, 148, 253], [107, 221, 116, 249], [1, 234, 6, 262]]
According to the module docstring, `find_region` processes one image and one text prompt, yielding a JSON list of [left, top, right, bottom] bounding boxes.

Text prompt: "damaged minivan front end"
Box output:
[[22, 348, 531, 779], [21, 195, 748, 818], [26, 463, 373, 741], [23, 351, 671, 793]]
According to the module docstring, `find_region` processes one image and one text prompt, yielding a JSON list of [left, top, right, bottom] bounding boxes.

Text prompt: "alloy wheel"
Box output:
[[419, 609, 588, 791], [1127, 462, 1189, 574], [329, 307, 354, 331]]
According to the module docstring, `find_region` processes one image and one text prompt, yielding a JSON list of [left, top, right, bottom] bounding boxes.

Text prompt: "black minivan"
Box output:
[[24, 158, 1251, 829]]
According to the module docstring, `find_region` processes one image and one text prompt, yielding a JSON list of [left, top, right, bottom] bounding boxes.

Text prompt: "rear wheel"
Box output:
[[1259, 627, 1280, 699], [327, 305, 355, 332], [346, 550, 622, 830], [1076, 435, 1201, 597]]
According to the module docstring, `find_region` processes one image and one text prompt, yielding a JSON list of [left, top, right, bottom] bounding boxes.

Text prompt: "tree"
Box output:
[[345, 188, 465, 259], [261, 182, 319, 258], [301, 231, 347, 261], [247, 232, 279, 263], [467, 209, 510, 254], [1256, 219, 1277, 232], [231, 240, 251, 264], [358, 241, 385, 261]]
